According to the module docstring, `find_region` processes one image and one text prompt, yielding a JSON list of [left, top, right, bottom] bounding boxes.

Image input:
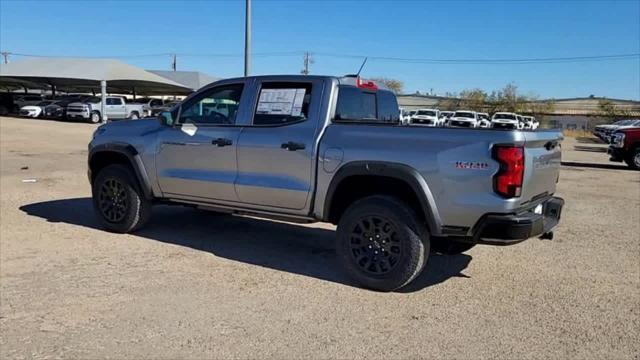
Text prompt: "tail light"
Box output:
[[492, 145, 524, 198], [356, 77, 378, 90]]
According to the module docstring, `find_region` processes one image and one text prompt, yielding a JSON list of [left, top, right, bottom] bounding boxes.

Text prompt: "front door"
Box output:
[[234, 79, 323, 211], [155, 83, 248, 203]]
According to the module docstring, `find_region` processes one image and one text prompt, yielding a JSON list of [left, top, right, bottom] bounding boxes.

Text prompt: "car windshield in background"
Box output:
[[494, 113, 516, 120], [36, 101, 53, 106], [455, 112, 474, 118], [417, 110, 436, 116]]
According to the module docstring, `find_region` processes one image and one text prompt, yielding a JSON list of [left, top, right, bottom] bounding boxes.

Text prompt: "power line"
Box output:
[[312, 52, 640, 64], [3, 50, 639, 64]]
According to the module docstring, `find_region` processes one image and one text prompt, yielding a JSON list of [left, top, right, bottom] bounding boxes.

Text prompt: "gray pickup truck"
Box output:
[[88, 75, 564, 291]]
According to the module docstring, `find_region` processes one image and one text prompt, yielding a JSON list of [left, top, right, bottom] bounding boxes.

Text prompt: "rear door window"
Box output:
[[252, 82, 312, 126]]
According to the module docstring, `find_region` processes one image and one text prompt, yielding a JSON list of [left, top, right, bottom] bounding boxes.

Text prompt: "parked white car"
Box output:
[[477, 112, 491, 128], [521, 116, 539, 130], [410, 108, 442, 126], [448, 110, 479, 128], [491, 112, 521, 130], [67, 96, 146, 123], [19, 100, 57, 118]]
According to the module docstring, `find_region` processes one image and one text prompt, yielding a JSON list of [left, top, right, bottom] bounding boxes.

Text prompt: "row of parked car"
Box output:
[[399, 108, 540, 130], [593, 119, 640, 144], [590, 119, 640, 170], [0, 93, 178, 123]]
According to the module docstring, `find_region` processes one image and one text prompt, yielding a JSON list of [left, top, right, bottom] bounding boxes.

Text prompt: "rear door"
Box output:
[[105, 97, 126, 119], [234, 79, 324, 211]]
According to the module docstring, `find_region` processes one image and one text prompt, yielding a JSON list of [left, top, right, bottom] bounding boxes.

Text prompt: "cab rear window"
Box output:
[[333, 86, 399, 124]]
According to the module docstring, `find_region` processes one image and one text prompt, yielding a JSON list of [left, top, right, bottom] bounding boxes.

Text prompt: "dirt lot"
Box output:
[[1, 116, 638, 359]]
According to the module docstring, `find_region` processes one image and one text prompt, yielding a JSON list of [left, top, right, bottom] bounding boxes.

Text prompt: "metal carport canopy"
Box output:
[[0, 57, 193, 95]]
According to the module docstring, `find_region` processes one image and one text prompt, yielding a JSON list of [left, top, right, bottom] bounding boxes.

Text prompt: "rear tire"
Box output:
[[92, 164, 152, 233], [336, 196, 429, 292], [129, 112, 139, 120]]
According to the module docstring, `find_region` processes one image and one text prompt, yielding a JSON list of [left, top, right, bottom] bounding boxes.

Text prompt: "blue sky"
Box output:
[[1, 0, 639, 99]]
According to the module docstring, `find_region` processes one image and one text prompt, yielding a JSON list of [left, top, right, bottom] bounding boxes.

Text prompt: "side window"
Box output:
[[106, 98, 117, 105], [334, 86, 377, 122], [377, 90, 400, 122], [252, 82, 312, 126], [179, 84, 243, 125], [151, 99, 162, 107]]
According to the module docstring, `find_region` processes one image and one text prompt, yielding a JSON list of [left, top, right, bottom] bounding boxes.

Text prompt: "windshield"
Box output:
[[454, 112, 474, 118], [494, 113, 516, 120], [417, 110, 436, 116]]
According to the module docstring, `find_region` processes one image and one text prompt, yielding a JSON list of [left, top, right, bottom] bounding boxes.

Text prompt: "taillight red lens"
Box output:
[[492, 146, 524, 198], [356, 77, 378, 90]]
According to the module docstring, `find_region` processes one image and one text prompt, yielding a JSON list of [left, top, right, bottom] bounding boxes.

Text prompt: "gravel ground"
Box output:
[[1, 116, 638, 359]]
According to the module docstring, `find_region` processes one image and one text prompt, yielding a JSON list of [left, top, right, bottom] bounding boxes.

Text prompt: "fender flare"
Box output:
[[323, 161, 443, 236], [88, 143, 154, 200]]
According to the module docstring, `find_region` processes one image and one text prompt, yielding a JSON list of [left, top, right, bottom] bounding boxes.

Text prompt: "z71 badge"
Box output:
[[455, 161, 489, 170]]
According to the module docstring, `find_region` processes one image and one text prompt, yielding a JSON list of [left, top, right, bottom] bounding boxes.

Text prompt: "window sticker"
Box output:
[[257, 88, 306, 116]]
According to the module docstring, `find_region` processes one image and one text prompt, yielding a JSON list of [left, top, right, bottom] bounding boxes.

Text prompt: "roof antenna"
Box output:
[[356, 57, 368, 77]]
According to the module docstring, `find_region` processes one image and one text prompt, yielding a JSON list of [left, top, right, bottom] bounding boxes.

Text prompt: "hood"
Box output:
[[451, 117, 475, 122], [21, 105, 41, 111], [492, 118, 518, 123], [99, 118, 163, 137], [413, 115, 437, 119]]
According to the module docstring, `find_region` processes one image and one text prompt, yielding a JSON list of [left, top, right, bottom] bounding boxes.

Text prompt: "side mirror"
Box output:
[[158, 111, 174, 126]]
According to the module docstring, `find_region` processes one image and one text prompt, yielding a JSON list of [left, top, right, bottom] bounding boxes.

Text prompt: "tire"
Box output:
[[92, 164, 152, 233], [129, 112, 139, 120], [430, 239, 476, 255], [336, 195, 429, 292], [624, 147, 640, 170], [90, 111, 101, 124]]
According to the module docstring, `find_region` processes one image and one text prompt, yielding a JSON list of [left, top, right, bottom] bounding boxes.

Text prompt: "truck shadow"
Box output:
[[20, 198, 472, 293], [561, 161, 633, 171]]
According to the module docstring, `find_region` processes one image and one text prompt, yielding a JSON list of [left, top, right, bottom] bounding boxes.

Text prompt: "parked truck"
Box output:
[[67, 96, 145, 123], [88, 75, 565, 291], [609, 127, 640, 169]]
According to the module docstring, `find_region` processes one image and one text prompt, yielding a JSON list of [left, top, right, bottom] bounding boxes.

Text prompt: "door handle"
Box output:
[[211, 138, 233, 147], [281, 141, 306, 151]]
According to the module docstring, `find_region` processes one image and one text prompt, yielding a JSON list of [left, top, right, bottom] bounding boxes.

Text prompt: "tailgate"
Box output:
[[520, 130, 563, 202]]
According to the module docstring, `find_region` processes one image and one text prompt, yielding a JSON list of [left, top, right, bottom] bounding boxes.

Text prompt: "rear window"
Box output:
[[334, 86, 399, 124]]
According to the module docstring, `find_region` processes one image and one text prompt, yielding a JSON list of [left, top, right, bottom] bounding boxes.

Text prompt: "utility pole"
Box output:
[[244, 0, 251, 77], [301, 52, 313, 75], [1, 52, 10, 64], [171, 54, 177, 71]]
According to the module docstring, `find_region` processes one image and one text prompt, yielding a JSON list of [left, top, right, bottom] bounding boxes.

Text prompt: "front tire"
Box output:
[[129, 112, 140, 120], [625, 147, 640, 170], [92, 164, 152, 233], [336, 196, 429, 292], [90, 111, 101, 124]]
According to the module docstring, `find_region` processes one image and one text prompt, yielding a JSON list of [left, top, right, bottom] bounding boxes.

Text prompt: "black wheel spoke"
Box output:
[[98, 177, 129, 223], [349, 215, 401, 275]]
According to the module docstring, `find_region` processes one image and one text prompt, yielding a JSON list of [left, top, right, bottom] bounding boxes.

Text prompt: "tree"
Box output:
[[371, 77, 404, 94], [459, 89, 487, 111], [598, 99, 630, 119]]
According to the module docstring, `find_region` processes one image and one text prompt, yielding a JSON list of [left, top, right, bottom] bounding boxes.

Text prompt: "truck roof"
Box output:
[[210, 75, 392, 91]]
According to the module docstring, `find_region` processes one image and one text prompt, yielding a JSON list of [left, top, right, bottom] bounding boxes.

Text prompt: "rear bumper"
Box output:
[[473, 196, 564, 245]]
